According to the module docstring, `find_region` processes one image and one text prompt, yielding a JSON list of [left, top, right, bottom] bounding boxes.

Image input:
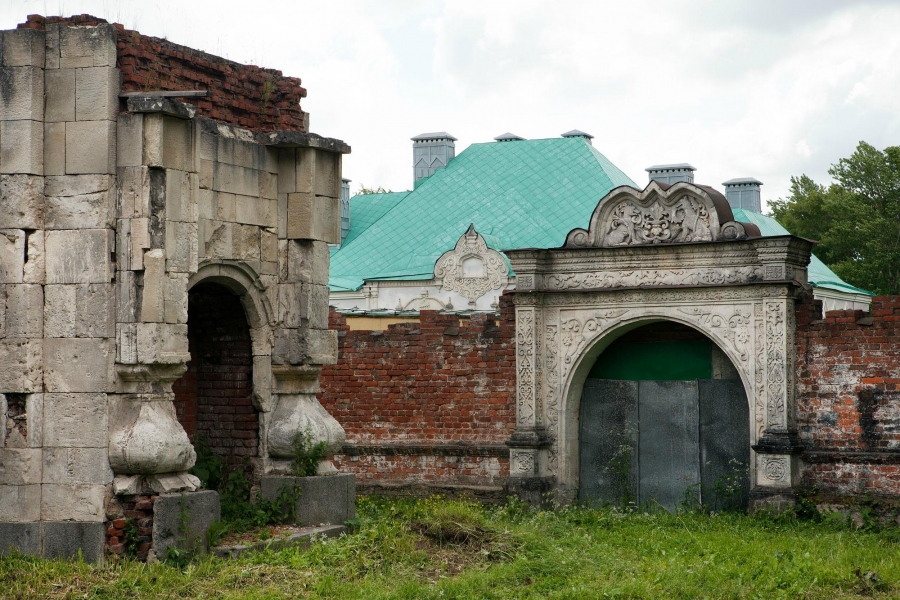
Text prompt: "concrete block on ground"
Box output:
[[42, 393, 108, 446], [152, 490, 221, 560], [0, 174, 44, 229], [75, 66, 119, 121], [44, 68, 75, 122], [0, 522, 41, 556], [2, 29, 45, 67], [43, 338, 113, 392], [65, 120, 115, 174], [260, 474, 356, 527], [42, 521, 105, 563], [45, 229, 111, 284], [0, 66, 44, 121], [0, 484, 41, 521], [0, 119, 43, 175]]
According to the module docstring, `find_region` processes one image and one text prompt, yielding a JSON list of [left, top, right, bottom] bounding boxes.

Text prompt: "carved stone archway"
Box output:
[[505, 181, 812, 511]]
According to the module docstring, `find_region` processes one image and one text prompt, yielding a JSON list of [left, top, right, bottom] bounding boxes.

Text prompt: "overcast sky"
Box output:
[[4, 0, 899, 208]]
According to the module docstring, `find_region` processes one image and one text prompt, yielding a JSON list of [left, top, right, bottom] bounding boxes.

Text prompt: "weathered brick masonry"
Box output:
[[19, 14, 308, 132], [318, 295, 516, 496], [796, 294, 900, 500]]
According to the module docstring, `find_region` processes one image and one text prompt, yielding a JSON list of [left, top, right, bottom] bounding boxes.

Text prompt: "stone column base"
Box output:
[[152, 490, 221, 561], [260, 474, 356, 526], [749, 487, 797, 514], [504, 476, 556, 509]]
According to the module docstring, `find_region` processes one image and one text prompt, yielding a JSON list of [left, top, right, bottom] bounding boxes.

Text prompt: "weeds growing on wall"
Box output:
[[289, 425, 329, 477]]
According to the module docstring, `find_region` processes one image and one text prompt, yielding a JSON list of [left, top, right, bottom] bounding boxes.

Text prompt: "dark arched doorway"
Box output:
[[578, 321, 750, 511], [172, 283, 259, 473]]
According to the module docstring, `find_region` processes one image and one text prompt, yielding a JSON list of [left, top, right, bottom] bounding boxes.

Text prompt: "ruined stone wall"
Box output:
[[0, 18, 347, 561], [317, 296, 517, 494], [18, 14, 308, 132], [796, 294, 900, 499]]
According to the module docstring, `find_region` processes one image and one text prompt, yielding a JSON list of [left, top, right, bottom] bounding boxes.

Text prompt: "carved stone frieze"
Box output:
[[546, 266, 763, 290], [678, 306, 752, 362], [564, 182, 749, 248], [516, 309, 537, 427], [538, 285, 791, 307], [434, 224, 508, 306], [764, 300, 787, 429], [560, 310, 629, 376]]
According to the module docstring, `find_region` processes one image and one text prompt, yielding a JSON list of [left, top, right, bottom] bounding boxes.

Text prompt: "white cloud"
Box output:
[[2, 0, 899, 209]]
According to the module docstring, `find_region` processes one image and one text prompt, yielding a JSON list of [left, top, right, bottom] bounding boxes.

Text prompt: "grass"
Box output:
[[3, 496, 900, 599]]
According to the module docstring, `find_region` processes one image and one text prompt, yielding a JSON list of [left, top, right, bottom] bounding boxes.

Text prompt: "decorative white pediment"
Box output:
[[564, 182, 753, 248], [434, 224, 509, 306], [397, 289, 451, 311]]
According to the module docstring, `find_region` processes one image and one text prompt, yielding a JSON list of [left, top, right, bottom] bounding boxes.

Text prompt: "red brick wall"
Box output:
[[796, 294, 900, 498], [173, 284, 258, 469], [318, 294, 517, 488], [20, 14, 308, 132]]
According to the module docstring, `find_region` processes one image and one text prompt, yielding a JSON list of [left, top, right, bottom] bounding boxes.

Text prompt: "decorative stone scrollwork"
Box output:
[[434, 224, 508, 306], [764, 457, 787, 481], [564, 182, 750, 248], [560, 311, 628, 375], [516, 310, 536, 426], [764, 301, 787, 428], [678, 306, 752, 362], [511, 451, 536, 476], [546, 266, 763, 291]]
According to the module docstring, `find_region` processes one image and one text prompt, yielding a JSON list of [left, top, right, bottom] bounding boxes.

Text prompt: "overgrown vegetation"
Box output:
[[289, 426, 329, 477], [5, 496, 900, 598]]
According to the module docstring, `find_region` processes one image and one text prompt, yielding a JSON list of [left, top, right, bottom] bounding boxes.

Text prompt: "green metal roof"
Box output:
[[732, 208, 873, 296], [329, 137, 635, 291]]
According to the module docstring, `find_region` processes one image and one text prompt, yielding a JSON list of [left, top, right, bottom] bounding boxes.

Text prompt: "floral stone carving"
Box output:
[[434, 224, 508, 306]]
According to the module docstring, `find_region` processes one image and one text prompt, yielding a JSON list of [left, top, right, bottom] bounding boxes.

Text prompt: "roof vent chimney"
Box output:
[[412, 132, 457, 186], [494, 132, 525, 142], [646, 163, 696, 185], [340, 178, 351, 245], [723, 178, 763, 213], [561, 129, 593, 145]]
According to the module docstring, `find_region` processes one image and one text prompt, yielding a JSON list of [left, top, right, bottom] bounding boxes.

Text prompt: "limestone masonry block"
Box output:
[[0, 339, 42, 393], [44, 68, 75, 122], [213, 162, 259, 197], [42, 447, 112, 485], [45, 174, 115, 229], [260, 171, 277, 200], [236, 194, 276, 228], [286, 193, 340, 243], [118, 166, 150, 219], [44, 284, 114, 338], [142, 113, 164, 167], [279, 239, 329, 284], [232, 223, 261, 261], [1, 120, 43, 175], [164, 169, 196, 222], [42, 393, 108, 447], [277, 283, 303, 328], [75, 66, 119, 121], [23, 229, 45, 284], [116, 272, 137, 324], [216, 191, 236, 221], [199, 219, 233, 260], [301, 284, 330, 329], [0, 485, 40, 522], [43, 122, 66, 176], [116, 113, 143, 168], [164, 274, 188, 324], [0, 67, 44, 121], [161, 116, 193, 172], [136, 323, 189, 364], [199, 130, 216, 162], [41, 483, 106, 521], [45, 229, 111, 284], [59, 24, 116, 68], [65, 120, 115, 174], [140, 249, 166, 322], [2, 284, 43, 338], [2, 29, 45, 67], [197, 188, 215, 220], [44, 24, 60, 69], [0, 229, 25, 283], [0, 174, 44, 229], [218, 137, 261, 170], [165, 221, 198, 273], [305, 329, 338, 365], [43, 339, 113, 393], [277, 149, 296, 194], [116, 323, 137, 364], [0, 392, 42, 448], [0, 449, 42, 485]]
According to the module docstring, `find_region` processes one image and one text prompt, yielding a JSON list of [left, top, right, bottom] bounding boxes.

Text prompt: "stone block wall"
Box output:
[[796, 294, 900, 499], [18, 14, 308, 132], [317, 295, 516, 495], [0, 16, 348, 561]]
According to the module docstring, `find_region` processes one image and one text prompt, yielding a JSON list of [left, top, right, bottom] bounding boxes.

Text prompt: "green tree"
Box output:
[[769, 142, 900, 295]]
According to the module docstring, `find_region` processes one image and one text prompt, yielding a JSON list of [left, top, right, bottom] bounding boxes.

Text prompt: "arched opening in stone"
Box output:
[[577, 321, 750, 511], [172, 282, 259, 478]]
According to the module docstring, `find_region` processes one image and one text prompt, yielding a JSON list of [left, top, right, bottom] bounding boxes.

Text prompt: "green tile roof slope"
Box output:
[[732, 208, 873, 296], [329, 137, 635, 291]]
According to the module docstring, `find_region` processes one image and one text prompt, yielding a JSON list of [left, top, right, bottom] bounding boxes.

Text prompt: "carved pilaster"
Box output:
[[515, 307, 539, 429]]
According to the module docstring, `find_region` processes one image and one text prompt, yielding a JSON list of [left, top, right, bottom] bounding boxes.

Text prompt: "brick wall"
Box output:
[[19, 14, 308, 132], [318, 294, 517, 491], [173, 284, 258, 469], [796, 293, 900, 498]]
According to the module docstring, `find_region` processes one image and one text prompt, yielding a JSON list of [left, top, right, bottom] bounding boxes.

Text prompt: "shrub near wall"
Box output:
[[318, 295, 517, 496], [796, 294, 900, 499]]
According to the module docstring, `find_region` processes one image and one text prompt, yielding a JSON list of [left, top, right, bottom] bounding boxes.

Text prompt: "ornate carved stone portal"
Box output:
[[506, 181, 811, 511]]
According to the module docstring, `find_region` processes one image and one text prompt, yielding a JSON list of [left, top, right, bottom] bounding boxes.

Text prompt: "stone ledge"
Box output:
[[340, 443, 509, 458], [213, 524, 345, 559]]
